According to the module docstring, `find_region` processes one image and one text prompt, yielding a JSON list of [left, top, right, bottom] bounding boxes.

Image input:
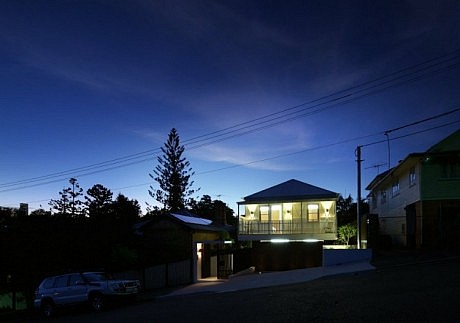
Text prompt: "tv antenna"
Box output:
[[365, 163, 387, 174]]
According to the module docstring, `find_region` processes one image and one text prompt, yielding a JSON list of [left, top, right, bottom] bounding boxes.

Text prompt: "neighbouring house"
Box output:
[[236, 179, 339, 271], [366, 129, 460, 249], [0, 203, 28, 217], [134, 211, 234, 283]]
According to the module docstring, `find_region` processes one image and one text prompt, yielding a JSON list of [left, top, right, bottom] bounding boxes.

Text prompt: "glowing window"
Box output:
[[307, 204, 319, 222], [260, 206, 269, 221]]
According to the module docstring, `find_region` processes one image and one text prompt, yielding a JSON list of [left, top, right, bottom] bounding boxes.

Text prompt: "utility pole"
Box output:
[[355, 146, 363, 249], [384, 131, 391, 170]]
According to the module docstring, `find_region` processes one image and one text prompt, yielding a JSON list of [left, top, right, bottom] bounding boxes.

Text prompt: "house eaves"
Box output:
[[365, 153, 425, 191], [239, 179, 339, 204]]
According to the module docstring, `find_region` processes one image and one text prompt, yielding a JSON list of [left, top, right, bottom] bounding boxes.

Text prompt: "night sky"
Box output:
[[1, 0, 460, 214]]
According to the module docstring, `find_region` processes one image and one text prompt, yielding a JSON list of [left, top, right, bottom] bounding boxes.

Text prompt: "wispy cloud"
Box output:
[[131, 129, 167, 145], [188, 122, 315, 171]]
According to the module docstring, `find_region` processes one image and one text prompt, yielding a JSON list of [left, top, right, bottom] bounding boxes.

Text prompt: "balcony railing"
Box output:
[[238, 219, 336, 235]]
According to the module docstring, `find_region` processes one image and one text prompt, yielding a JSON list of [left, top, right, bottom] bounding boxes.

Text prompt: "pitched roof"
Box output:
[[134, 211, 233, 233], [170, 213, 212, 226], [426, 129, 460, 153], [241, 179, 338, 203], [365, 168, 392, 190], [365, 129, 460, 191]]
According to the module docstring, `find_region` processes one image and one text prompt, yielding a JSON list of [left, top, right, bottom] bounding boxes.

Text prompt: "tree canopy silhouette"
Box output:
[[49, 177, 84, 217], [149, 128, 198, 212], [85, 184, 113, 219]]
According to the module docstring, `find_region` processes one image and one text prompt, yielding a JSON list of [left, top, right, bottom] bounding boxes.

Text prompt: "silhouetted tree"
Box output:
[[149, 128, 199, 212], [145, 204, 163, 217], [85, 184, 113, 219], [111, 193, 141, 222], [49, 178, 84, 216], [189, 195, 236, 225], [68, 178, 84, 217], [29, 208, 52, 218], [189, 195, 214, 219], [336, 194, 354, 227], [49, 188, 70, 215]]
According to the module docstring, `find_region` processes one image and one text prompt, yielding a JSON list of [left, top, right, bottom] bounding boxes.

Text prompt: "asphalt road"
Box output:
[[18, 253, 460, 323]]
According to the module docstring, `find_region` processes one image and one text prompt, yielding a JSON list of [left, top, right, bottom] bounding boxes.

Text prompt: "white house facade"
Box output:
[[238, 179, 339, 242]]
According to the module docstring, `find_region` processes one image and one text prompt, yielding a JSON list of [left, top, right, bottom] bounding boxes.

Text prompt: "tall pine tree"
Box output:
[[49, 177, 84, 217], [149, 128, 198, 212]]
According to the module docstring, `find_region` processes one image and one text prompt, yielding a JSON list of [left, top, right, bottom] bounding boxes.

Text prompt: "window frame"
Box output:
[[380, 190, 387, 204], [391, 180, 400, 197], [371, 193, 377, 209], [259, 205, 269, 222], [307, 204, 319, 222], [409, 168, 416, 186]]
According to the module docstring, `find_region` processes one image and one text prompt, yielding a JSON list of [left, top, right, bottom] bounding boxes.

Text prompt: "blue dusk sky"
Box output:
[[1, 0, 460, 214]]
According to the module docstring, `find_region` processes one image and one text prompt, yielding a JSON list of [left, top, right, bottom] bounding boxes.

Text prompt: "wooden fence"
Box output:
[[113, 259, 192, 290]]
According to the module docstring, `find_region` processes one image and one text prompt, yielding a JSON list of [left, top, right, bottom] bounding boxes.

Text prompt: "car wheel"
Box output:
[[41, 301, 55, 318], [90, 294, 104, 312]]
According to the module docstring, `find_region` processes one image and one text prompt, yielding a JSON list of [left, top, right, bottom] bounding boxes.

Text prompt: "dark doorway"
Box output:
[[405, 203, 416, 250]]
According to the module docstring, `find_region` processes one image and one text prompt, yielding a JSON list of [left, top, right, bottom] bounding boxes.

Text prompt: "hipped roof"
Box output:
[[240, 179, 339, 204]]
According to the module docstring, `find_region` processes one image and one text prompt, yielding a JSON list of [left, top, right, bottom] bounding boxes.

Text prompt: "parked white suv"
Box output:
[[34, 272, 140, 317]]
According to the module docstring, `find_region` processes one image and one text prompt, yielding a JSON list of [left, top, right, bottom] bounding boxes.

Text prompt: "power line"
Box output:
[[186, 54, 460, 148], [361, 119, 460, 148], [184, 49, 460, 145], [385, 107, 460, 134], [13, 119, 460, 205], [2, 51, 460, 191]]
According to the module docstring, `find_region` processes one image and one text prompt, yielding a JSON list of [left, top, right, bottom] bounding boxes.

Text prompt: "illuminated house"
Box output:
[[238, 179, 339, 241], [235, 179, 339, 271], [366, 130, 460, 249]]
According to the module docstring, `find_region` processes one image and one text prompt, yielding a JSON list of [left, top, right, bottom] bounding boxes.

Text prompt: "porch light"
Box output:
[[285, 209, 292, 220], [321, 201, 333, 217], [247, 204, 257, 213]]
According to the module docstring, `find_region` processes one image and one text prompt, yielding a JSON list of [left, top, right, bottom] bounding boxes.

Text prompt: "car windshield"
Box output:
[[82, 273, 108, 282]]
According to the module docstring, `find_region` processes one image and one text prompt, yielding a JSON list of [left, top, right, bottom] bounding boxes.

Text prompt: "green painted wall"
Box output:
[[420, 156, 460, 200]]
